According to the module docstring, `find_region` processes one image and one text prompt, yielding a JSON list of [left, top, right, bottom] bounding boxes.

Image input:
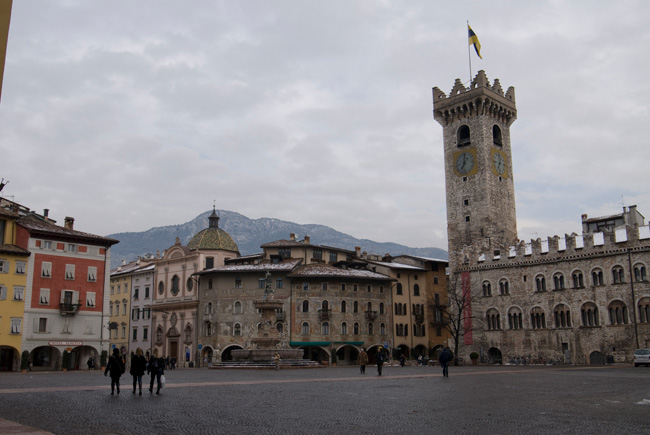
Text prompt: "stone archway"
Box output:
[[202, 346, 214, 365], [32, 346, 60, 370], [589, 351, 606, 365], [488, 347, 503, 364], [221, 345, 243, 362]]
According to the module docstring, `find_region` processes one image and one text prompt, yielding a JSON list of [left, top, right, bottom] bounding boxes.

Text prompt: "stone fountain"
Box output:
[[228, 271, 306, 366]]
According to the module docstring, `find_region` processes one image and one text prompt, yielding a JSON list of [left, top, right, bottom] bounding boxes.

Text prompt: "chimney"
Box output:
[[64, 216, 74, 230], [43, 209, 49, 220], [290, 233, 296, 241], [304, 235, 310, 244], [355, 246, 361, 257]]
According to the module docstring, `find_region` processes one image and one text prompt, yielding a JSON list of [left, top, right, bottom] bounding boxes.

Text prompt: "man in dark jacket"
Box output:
[[104, 348, 125, 395], [147, 352, 165, 394], [376, 346, 386, 376], [439, 347, 453, 377]]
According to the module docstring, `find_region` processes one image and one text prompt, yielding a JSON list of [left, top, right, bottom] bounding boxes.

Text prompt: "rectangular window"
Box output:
[[11, 318, 21, 334], [278, 248, 291, 259], [313, 249, 322, 261], [132, 328, 138, 341], [258, 278, 265, 289], [379, 285, 384, 293], [276, 279, 283, 289], [322, 282, 327, 291], [42, 240, 52, 250], [145, 286, 150, 298], [303, 283, 309, 291], [117, 285, 121, 294], [13, 286, 24, 301], [41, 262, 52, 278], [86, 292, 96, 307], [121, 326, 126, 339], [0, 219, 4, 243], [123, 304, 127, 315], [132, 308, 139, 320], [65, 264, 75, 280], [205, 257, 214, 269], [434, 277, 439, 285], [143, 327, 148, 340], [38, 317, 47, 333], [15, 261, 26, 275], [329, 252, 337, 263], [0, 285, 6, 300], [87, 266, 97, 282], [144, 308, 151, 320], [341, 284, 346, 291], [133, 287, 139, 299], [0, 259, 7, 273], [39, 288, 50, 305], [110, 286, 114, 295], [67, 243, 76, 253]]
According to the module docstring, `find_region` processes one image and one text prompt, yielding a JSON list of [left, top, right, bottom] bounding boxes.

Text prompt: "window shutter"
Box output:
[[72, 291, 79, 305], [33, 317, 39, 333]]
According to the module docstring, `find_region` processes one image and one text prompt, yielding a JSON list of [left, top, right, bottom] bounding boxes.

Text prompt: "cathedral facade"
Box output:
[[434, 71, 650, 365]]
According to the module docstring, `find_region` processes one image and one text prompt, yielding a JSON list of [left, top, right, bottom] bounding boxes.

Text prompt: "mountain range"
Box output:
[[106, 210, 448, 269]]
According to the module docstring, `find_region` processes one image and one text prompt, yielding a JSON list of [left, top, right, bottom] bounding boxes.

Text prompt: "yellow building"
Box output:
[[109, 263, 133, 357], [0, 198, 30, 371]]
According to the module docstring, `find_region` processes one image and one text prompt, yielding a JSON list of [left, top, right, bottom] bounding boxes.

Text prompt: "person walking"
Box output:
[[376, 346, 386, 376], [357, 348, 368, 374], [148, 352, 164, 394], [130, 348, 147, 395], [399, 353, 405, 367], [439, 347, 453, 377], [104, 348, 125, 395]]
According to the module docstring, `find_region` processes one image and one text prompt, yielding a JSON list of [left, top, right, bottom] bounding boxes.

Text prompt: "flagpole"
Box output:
[[467, 20, 472, 84]]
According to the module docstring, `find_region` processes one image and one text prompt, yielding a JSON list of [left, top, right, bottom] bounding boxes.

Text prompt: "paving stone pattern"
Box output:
[[0, 365, 649, 434]]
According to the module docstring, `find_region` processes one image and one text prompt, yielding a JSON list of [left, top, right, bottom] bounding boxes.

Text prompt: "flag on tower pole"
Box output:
[[468, 24, 482, 59]]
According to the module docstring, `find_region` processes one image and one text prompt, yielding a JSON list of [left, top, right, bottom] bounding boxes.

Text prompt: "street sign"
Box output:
[[112, 344, 116, 349], [198, 344, 202, 349]]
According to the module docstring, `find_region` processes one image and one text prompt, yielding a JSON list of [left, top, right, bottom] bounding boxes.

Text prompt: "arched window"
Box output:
[[457, 125, 471, 147], [234, 323, 241, 336], [608, 300, 628, 325], [553, 273, 565, 290], [171, 275, 180, 296], [634, 264, 647, 282], [499, 279, 509, 295], [486, 308, 501, 330], [302, 300, 309, 313], [276, 323, 283, 333], [368, 322, 374, 335], [156, 326, 163, 345], [396, 283, 403, 295], [535, 275, 546, 292], [208, 279, 213, 290], [380, 323, 386, 335], [638, 297, 650, 323], [367, 302, 372, 312], [205, 302, 213, 315], [379, 302, 385, 314], [580, 302, 599, 327], [184, 324, 192, 342], [301, 322, 310, 335], [206, 321, 212, 336], [553, 304, 571, 328], [321, 322, 330, 335], [322, 300, 329, 311], [482, 281, 492, 297], [353, 301, 359, 313], [572, 271, 584, 289], [341, 322, 348, 335], [612, 266, 625, 284], [186, 278, 194, 292], [493, 125, 502, 146], [341, 300, 347, 313], [507, 307, 523, 329], [353, 322, 360, 335], [413, 284, 420, 296], [530, 307, 546, 329], [592, 268, 604, 286], [234, 301, 242, 314]]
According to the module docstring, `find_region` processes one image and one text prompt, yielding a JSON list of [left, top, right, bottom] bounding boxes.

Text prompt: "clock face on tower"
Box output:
[[492, 149, 508, 177], [453, 149, 477, 176]]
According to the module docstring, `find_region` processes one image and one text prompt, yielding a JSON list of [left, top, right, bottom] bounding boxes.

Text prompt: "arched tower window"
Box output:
[[457, 125, 471, 147], [493, 125, 502, 146]]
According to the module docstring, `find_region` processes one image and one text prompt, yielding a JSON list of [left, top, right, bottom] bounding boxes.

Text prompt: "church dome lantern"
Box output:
[[187, 207, 239, 253]]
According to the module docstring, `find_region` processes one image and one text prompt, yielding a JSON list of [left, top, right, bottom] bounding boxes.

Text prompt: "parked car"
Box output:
[[633, 349, 650, 367]]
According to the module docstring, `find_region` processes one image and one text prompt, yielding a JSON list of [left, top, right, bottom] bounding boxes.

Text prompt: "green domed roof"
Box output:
[[187, 209, 239, 252]]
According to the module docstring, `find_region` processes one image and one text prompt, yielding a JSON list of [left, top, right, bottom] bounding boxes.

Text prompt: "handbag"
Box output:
[[160, 374, 166, 388]]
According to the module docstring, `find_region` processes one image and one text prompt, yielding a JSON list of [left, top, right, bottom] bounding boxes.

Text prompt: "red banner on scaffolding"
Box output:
[[462, 271, 473, 345]]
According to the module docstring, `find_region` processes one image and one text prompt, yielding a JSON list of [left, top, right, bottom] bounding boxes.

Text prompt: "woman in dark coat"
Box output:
[[104, 348, 125, 395], [130, 348, 147, 395]]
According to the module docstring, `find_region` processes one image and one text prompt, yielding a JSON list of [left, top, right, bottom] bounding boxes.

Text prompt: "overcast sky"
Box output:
[[1, 1, 649, 251]]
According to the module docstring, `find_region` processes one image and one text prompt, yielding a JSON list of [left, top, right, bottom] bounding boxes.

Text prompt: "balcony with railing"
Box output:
[[276, 311, 286, 322], [60, 302, 82, 316], [318, 309, 331, 320], [365, 310, 378, 321]]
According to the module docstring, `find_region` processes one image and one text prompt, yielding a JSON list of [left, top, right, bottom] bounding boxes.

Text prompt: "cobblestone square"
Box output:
[[0, 365, 648, 434]]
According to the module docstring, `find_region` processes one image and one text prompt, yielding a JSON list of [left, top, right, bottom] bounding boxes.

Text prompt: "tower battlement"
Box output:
[[433, 70, 517, 127], [462, 225, 650, 270]]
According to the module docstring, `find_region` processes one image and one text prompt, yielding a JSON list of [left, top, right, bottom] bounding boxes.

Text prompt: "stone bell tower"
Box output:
[[432, 70, 518, 270]]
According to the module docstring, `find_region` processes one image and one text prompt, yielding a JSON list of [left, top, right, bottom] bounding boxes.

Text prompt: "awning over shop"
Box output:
[[290, 341, 331, 347], [333, 341, 364, 346]]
